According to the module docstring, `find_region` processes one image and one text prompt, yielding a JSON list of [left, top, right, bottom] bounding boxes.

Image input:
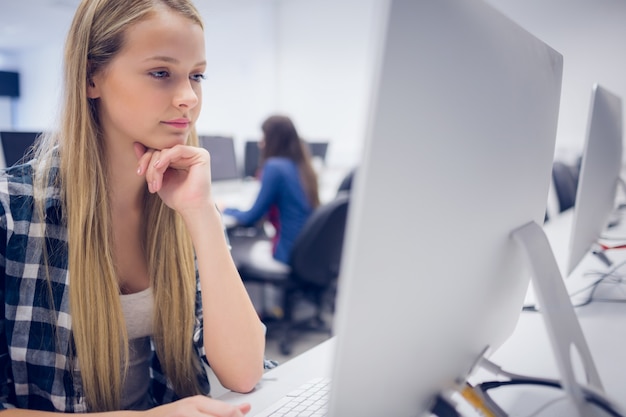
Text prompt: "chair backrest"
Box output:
[[289, 193, 350, 287], [552, 160, 579, 212], [336, 167, 357, 195]]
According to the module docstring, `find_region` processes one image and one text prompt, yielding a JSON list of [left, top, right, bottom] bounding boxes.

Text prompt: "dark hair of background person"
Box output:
[[260, 115, 321, 208]]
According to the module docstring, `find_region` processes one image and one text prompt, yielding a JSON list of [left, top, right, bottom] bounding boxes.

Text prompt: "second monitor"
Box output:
[[198, 135, 240, 182]]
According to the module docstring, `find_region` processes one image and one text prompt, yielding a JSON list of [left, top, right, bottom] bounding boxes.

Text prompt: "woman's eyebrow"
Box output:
[[143, 56, 206, 67]]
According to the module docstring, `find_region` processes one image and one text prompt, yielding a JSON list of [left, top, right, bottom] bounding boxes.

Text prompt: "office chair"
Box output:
[[336, 167, 357, 195], [237, 193, 350, 355], [551, 159, 580, 213]]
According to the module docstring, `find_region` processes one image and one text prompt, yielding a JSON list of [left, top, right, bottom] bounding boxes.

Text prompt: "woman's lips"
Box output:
[[162, 119, 190, 129]]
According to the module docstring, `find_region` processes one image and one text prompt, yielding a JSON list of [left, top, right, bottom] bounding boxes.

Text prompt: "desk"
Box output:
[[213, 209, 626, 416], [212, 165, 353, 216], [217, 305, 626, 416], [215, 339, 334, 412]]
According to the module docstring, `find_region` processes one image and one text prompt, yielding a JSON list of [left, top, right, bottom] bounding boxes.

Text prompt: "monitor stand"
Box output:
[[511, 221, 622, 416]]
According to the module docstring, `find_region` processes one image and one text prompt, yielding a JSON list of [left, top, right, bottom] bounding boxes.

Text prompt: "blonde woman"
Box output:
[[0, 0, 265, 415]]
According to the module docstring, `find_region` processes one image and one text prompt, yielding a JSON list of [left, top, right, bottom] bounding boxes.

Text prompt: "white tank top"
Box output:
[[119, 287, 153, 410]]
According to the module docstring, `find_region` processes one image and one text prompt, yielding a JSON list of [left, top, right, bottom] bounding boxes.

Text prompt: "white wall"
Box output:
[[5, 1, 626, 168], [486, 0, 626, 162], [14, 46, 64, 131], [275, 0, 379, 168], [195, 2, 279, 167]]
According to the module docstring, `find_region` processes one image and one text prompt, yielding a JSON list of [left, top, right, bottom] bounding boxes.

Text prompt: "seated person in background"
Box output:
[[222, 115, 320, 318], [223, 115, 321, 264]]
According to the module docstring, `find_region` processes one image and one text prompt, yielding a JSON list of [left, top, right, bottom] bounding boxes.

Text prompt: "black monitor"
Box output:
[[243, 139, 329, 179], [307, 141, 329, 164], [0, 131, 41, 168], [0, 71, 20, 98], [243, 140, 261, 179], [198, 135, 240, 182]]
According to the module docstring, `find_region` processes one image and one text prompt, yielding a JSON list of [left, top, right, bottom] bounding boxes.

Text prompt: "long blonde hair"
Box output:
[[32, 0, 205, 411]]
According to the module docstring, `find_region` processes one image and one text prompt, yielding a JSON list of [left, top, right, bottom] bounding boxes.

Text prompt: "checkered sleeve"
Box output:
[[0, 163, 85, 412]]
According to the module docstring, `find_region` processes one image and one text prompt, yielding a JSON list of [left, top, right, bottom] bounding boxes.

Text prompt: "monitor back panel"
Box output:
[[328, 0, 563, 415], [566, 84, 623, 276]]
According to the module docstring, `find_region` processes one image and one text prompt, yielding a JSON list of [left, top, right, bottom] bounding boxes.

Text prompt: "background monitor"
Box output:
[[243, 140, 261, 179], [307, 141, 329, 164], [0, 130, 40, 168], [566, 85, 623, 276], [198, 135, 240, 182], [242, 139, 330, 180], [328, 0, 563, 415]]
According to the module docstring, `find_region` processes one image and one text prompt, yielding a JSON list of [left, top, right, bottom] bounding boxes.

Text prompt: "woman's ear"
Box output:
[[87, 76, 100, 99]]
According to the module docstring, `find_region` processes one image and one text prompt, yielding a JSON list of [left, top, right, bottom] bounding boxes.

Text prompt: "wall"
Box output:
[[275, 0, 379, 168], [486, 0, 626, 162], [4, 1, 626, 169]]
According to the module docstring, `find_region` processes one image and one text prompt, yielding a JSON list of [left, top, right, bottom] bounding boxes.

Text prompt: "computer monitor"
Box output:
[[307, 141, 329, 164], [198, 135, 240, 182], [243, 140, 261, 179], [565, 84, 623, 276], [0, 130, 41, 168], [243, 140, 329, 179], [328, 0, 564, 415]]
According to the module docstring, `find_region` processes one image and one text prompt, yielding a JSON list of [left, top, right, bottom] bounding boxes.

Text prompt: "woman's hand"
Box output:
[[134, 142, 213, 215], [148, 396, 251, 417]]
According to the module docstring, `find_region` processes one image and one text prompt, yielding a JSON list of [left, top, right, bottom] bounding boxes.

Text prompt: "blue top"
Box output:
[[0, 157, 212, 411], [223, 157, 314, 264]]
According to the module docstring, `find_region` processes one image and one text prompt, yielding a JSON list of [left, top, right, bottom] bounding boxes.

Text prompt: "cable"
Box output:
[[477, 380, 624, 417], [523, 258, 626, 312], [477, 358, 625, 417]]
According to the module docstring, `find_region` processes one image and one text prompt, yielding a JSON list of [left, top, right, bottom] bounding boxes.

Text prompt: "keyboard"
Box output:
[[253, 377, 331, 416]]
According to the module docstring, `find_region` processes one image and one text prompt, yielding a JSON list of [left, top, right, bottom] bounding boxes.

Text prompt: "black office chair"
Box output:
[[336, 167, 357, 195], [237, 193, 351, 355], [552, 159, 580, 213]]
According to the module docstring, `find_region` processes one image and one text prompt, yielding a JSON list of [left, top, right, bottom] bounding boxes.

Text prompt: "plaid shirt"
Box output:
[[0, 158, 211, 412]]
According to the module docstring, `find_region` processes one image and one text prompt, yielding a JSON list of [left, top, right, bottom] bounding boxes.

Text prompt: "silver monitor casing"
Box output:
[[328, 0, 563, 415], [566, 84, 623, 276]]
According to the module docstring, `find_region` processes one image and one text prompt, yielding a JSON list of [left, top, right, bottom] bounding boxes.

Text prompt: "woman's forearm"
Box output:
[[184, 203, 266, 393]]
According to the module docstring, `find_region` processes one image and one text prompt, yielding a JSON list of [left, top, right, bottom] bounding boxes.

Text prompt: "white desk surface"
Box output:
[[211, 165, 352, 216], [214, 339, 334, 413], [214, 208, 626, 415]]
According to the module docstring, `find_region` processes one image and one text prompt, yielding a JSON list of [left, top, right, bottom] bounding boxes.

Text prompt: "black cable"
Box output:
[[523, 260, 626, 312], [430, 394, 461, 417], [478, 379, 624, 417]]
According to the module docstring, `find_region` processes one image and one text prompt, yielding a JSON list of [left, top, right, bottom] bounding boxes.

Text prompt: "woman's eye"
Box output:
[[190, 73, 206, 83], [149, 70, 170, 79]]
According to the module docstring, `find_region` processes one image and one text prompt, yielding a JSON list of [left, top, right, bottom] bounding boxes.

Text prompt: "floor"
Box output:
[[263, 319, 333, 365]]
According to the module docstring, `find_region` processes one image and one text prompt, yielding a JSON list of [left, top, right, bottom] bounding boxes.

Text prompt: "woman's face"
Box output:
[[88, 8, 206, 153]]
